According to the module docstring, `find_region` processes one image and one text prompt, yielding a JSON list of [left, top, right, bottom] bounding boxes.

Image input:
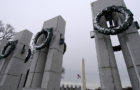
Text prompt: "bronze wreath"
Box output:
[[33, 28, 53, 50], [63, 42, 66, 54], [59, 38, 66, 54], [0, 40, 18, 59], [94, 5, 134, 35]]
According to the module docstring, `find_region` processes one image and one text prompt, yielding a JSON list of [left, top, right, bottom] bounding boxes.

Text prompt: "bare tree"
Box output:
[[0, 20, 15, 41]]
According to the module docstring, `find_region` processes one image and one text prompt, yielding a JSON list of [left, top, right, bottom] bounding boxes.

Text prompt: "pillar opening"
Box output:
[[114, 51, 132, 88], [110, 36, 132, 87], [110, 35, 120, 47], [99, 12, 125, 29]]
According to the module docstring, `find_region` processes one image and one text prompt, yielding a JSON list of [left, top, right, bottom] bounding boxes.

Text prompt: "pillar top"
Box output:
[[43, 15, 66, 36]]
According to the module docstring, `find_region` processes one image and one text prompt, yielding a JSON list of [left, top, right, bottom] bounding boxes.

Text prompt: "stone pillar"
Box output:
[[117, 22, 140, 90], [106, 0, 140, 89], [24, 38, 49, 88], [41, 16, 66, 90], [118, 26, 140, 90], [23, 16, 66, 90], [91, 0, 123, 90], [112, 7, 140, 89], [0, 30, 33, 90]]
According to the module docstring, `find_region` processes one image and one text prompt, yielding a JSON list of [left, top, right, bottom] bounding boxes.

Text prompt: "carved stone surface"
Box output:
[[91, 0, 123, 90], [23, 16, 66, 90], [118, 23, 140, 90], [92, 0, 140, 90], [0, 30, 33, 90]]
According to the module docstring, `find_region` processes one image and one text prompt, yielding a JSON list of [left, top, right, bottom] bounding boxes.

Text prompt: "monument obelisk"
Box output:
[[82, 58, 86, 90]]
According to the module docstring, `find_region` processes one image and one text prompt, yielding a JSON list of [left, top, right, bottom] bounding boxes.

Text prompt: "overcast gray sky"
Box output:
[[0, 0, 140, 89]]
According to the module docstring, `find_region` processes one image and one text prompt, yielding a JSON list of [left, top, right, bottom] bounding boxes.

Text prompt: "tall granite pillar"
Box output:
[[0, 30, 33, 90], [91, 0, 140, 90], [41, 16, 66, 90], [118, 24, 140, 90], [117, 16, 140, 90], [91, 0, 123, 90], [103, 0, 140, 89], [24, 36, 49, 88], [23, 16, 66, 90]]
